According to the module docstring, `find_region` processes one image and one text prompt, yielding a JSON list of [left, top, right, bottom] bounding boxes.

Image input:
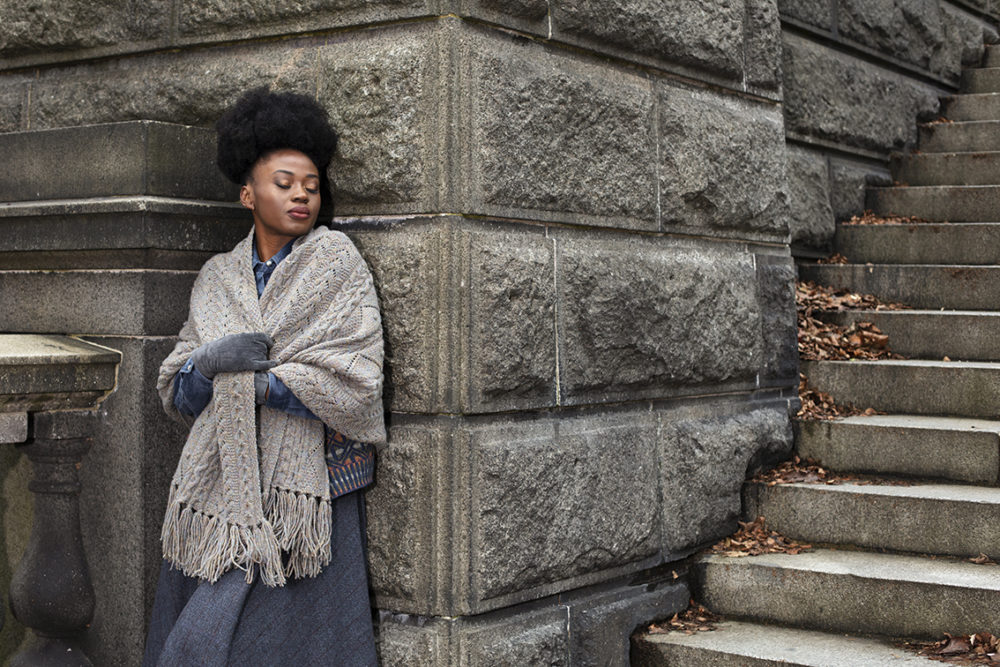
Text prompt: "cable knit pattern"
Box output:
[[156, 226, 385, 586]]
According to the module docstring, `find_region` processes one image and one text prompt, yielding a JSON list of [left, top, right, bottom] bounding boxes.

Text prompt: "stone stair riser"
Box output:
[[942, 93, 1000, 122], [796, 418, 1000, 485], [834, 223, 1000, 265], [918, 122, 1000, 152], [962, 68, 1000, 93], [799, 264, 1000, 311], [801, 359, 1000, 419], [893, 152, 1000, 186], [744, 482, 1000, 558], [867, 185, 1000, 222]]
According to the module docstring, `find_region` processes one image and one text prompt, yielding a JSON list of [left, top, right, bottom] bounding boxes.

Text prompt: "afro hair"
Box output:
[[215, 87, 338, 188]]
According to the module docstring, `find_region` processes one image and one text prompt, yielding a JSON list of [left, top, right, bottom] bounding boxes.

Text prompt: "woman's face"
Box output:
[[240, 149, 322, 248]]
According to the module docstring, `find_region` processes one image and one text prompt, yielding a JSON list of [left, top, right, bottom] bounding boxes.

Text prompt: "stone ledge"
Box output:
[[0, 411, 27, 444], [0, 335, 120, 412]]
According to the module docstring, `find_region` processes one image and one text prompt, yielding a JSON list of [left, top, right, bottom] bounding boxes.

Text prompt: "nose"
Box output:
[[291, 182, 310, 202]]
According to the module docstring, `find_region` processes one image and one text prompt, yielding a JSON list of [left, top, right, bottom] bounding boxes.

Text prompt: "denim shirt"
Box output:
[[173, 238, 318, 420]]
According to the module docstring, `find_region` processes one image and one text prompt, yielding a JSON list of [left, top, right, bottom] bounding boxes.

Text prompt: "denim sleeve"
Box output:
[[173, 358, 214, 417], [266, 373, 320, 420]]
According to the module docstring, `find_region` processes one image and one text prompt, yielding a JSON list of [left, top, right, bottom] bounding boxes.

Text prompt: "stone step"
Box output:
[[632, 621, 940, 666], [834, 223, 1000, 265], [893, 151, 1000, 186], [745, 481, 1000, 558], [867, 184, 1000, 222], [800, 359, 1000, 419], [818, 310, 1000, 361], [941, 93, 1000, 122], [796, 415, 1000, 485], [694, 549, 1000, 639], [962, 67, 1000, 93], [798, 263, 1000, 310], [918, 120, 1000, 152]]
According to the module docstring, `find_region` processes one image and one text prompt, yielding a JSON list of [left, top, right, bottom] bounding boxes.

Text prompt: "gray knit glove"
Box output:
[[190, 332, 277, 379], [254, 371, 270, 405]]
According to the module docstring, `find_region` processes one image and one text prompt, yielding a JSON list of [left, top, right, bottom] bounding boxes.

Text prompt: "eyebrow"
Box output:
[[272, 169, 320, 178]]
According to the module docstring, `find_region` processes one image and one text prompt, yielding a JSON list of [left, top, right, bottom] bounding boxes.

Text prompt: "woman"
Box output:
[[144, 88, 385, 666]]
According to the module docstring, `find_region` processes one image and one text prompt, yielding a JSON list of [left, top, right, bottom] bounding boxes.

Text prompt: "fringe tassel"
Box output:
[[263, 486, 333, 579], [160, 484, 287, 587]]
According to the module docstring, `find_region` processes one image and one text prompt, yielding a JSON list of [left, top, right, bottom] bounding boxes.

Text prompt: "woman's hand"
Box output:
[[190, 332, 277, 379]]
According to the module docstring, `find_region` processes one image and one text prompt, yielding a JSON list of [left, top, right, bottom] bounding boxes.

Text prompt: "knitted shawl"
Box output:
[[157, 226, 385, 587]]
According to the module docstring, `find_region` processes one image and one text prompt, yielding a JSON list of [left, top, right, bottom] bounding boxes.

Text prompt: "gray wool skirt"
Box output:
[[143, 491, 377, 667]]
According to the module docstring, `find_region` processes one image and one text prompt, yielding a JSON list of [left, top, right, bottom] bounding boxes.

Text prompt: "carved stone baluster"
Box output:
[[9, 411, 97, 667]]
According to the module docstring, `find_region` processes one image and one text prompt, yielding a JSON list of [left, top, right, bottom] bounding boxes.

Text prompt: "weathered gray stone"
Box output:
[[0, 269, 196, 336], [465, 34, 656, 228], [830, 159, 890, 222], [0, 78, 25, 132], [0, 0, 170, 56], [28, 40, 317, 130], [378, 614, 447, 667], [777, 0, 833, 29], [468, 0, 548, 19], [571, 581, 689, 667], [32, 410, 98, 440], [317, 30, 432, 211], [658, 405, 793, 553], [550, 0, 744, 79], [758, 257, 798, 384], [658, 84, 788, 235], [949, 6, 996, 69], [783, 33, 940, 153], [786, 144, 834, 248], [456, 0, 549, 35], [558, 236, 762, 405], [346, 220, 444, 414], [461, 608, 569, 666], [0, 446, 32, 658], [461, 226, 556, 411], [466, 414, 661, 606], [366, 424, 440, 611], [745, 0, 783, 91], [0, 122, 236, 203], [0, 412, 27, 444], [178, 0, 428, 37]]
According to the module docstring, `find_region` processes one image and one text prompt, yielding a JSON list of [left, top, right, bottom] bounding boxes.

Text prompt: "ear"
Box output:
[[239, 184, 255, 211]]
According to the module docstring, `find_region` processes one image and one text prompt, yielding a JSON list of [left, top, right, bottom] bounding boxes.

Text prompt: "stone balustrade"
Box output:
[[0, 335, 120, 665]]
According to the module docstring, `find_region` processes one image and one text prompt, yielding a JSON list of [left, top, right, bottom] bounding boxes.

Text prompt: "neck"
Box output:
[[254, 227, 297, 262]]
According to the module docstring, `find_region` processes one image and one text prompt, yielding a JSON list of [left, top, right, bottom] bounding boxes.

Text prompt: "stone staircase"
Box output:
[[632, 45, 1000, 666]]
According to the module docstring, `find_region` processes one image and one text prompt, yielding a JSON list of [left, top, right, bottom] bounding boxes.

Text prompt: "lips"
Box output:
[[288, 206, 311, 220]]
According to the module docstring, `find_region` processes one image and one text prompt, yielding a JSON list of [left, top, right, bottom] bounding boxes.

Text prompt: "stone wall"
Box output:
[[780, 0, 1000, 253], [0, 3, 799, 665]]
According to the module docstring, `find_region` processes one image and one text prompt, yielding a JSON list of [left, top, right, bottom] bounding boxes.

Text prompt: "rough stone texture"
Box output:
[[456, 0, 549, 35], [468, 0, 548, 19], [317, 31, 431, 211], [0, 0, 170, 56], [0, 412, 27, 444], [28, 41, 318, 131], [178, 0, 428, 37], [745, 0, 783, 91], [558, 235, 762, 405], [783, 33, 941, 154], [468, 35, 657, 229], [835, 0, 991, 82], [32, 409, 98, 440], [378, 615, 447, 667], [830, 159, 890, 222], [466, 414, 660, 605], [0, 446, 32, 659], [346, 221, 445, 415], [659, 406, 793, 553], [461, 226, 556, 411], [786, 144, 834, 248], [570, 581, 689, 667], [550, 0, 745, 79], [461, 608, 569, 666], [366, 424, 440, 609], [658, 84, 788, 235], [0, 79, 25, 132], [778, 0, 833, 29], [758, 257, 798, 385]]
